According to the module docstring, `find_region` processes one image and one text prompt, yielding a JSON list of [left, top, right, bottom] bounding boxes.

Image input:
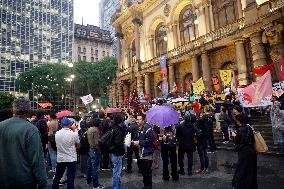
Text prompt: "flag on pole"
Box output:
[[80, 94, 94, 105], [243, 71, 272, 106]]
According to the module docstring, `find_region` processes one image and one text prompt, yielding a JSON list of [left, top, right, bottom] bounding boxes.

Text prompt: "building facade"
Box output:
[[108, 0, 284, 106], [0, 0, 74, 92], [99, 0, 120, 56], [73, 24, 113, 63]]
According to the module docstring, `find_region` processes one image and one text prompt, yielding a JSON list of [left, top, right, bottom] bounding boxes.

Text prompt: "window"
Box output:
[[83, 47, 86, 53], [155, 24, 168, 56], [91, 47, 94, 54], [212, 0, 238, 29], [83, 56, 86, 61], [78, 55, 81, 61], [102, 51, 105, 57], [95, 50, 98, 56], [96, 57, 98, 61], [107, 52, 109, 57], [131, 40, 136, 64], [78, 46, 81, 52], [91, 57, 94, 63], [179, 5, 196, 44]]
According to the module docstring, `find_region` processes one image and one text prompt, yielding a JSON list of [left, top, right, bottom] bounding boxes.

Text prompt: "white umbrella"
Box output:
[[172, 97, 188, 103]]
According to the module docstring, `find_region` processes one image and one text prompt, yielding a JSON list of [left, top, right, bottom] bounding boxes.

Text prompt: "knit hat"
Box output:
[[61, 117, 72, 126]]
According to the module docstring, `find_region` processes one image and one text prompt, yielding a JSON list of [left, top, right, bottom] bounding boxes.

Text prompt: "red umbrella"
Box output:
[[105, 108, 122, 114], [56, 110, 73, 119]]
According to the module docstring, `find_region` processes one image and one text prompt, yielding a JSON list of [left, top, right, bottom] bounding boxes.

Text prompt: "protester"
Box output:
[[0, 97, 47, 188], [101, 115, 112, 170], [110, 113, 127, 189], [232, 114, 258, 189], [87, 118, 104, 189], [161, 126, 179, 182], [126, 116, 141, 173], [202, 109, 217, 153], [271, 100, 282, 145], [152, 125, 161, 169], [133, 115, 154, 189], [219, 108, 230, 144], [176, 113, 198, 176], [47, 112, 59, 173], [52, 117, 80, 189]]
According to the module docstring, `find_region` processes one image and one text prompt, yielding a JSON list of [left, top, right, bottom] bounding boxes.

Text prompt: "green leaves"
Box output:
[[0, 93, 15, 109]]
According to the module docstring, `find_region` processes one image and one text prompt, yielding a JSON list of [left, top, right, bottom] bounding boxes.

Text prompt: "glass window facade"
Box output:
[[0, 0, 74, 92]]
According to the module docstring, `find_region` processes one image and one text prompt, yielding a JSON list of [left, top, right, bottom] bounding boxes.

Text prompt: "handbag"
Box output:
[[248, 125, 268, 153], [124, 132, 131, 147]]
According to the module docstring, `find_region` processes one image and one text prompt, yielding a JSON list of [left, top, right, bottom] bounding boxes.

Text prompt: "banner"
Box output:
[[160, 55, 168, 97], [220, 70, 232, 86], [243, 71, 272, 106], [192, 78, 205, 95], [272, 81, 284, 97], [237, 88, 272, 107], [37, 102, 53, 109], [80, 94, 94, 105], [162, 79, 169, 97], [252, 63, 274, 75], [211, 75, 220, 92]]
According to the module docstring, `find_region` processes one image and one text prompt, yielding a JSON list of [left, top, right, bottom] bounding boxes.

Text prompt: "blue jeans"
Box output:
[[281, 132, 284, 153], [48, 143, 57, 170], [87, 148, 102, 187], [52, 162, 76, 189], [111, 155, 123, 189], [197, 143, 209, 170]]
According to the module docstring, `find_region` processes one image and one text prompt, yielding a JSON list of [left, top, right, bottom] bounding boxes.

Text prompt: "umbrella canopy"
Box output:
[[56, 110, 73, 119], [105, 108, 122, 114], [146, 105, 179, 128], [172, 97, 188, 103]]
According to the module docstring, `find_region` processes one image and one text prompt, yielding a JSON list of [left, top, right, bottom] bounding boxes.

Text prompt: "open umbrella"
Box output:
[[172, 97, 188, 103], [146, 105, 179, 128], [105, 108, 122, 114], [56, 110, 73, 119]]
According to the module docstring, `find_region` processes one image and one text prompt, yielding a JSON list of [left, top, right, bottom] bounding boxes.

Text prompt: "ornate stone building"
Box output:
[[108, 0, 284, 106]]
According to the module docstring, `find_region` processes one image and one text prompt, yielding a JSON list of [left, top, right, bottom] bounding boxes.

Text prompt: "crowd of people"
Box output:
[[1, 93, 284, 189]]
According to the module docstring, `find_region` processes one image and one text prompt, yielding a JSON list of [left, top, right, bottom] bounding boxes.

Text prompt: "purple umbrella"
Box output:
[[146, 105, 179, 128]]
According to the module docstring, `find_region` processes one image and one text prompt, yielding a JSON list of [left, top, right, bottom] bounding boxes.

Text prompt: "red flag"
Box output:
[[280, 56, 284, 81], [252, 63, 274, 75], [176, 81, 181, 91], [243, 71, 272, 106]]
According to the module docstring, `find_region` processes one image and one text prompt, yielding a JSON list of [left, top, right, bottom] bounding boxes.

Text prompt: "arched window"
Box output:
[[155, 24, 167, 56], [179, 5, 196, 44], [212, 0, 238, 29]]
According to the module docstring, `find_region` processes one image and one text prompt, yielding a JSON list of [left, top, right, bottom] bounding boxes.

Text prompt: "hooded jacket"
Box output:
[[138, 124, 153, 157], [176, 120, 198, 150]]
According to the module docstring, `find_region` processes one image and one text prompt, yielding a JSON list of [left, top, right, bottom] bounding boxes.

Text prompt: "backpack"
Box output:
[[152, 132, 160, 150], [78, 131, 89, 155], [163, 131, 176, 146], [48, 135, 57, 151], [99, 129, 114, 151]]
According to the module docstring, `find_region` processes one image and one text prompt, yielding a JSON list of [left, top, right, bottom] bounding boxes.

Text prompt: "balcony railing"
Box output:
[[140, 57, 160, 70]]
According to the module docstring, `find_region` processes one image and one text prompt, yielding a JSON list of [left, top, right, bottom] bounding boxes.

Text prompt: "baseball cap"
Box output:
[[61, 117, 72, 126]]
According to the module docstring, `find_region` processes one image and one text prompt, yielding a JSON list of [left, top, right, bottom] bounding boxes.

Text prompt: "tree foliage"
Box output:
[[75, 56, 117, 96], [15, 64, 70, 100], [0, 93, 15, 109]]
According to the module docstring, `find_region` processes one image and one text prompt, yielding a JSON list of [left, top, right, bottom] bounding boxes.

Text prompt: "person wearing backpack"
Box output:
[[110, 113, 126, 189], [86, 118, 104, 189], [176, 113, 198, 176], [161, 126, 179, 182], [47, 113, 59, 173]]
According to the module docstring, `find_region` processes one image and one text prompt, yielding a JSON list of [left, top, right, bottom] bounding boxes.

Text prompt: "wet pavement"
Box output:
[[47, 150, 284, 189]]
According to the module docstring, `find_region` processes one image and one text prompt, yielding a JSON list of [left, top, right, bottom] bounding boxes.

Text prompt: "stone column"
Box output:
[[133, 17, 142, 62], [168, 65, 175, 92], [145, 73, 151, 97], [149, 35, 155, 59], [208, 0, 215, 31], [201, 52, 212, 90], [192, 55, 200, 82], [118, 84, 124, 106], [204, 4, 211, 33], [235, 39, 249, 86], [250, 31, 268, 70], [172, 23, 178, 48], [136, 74, 144, 94], [237, 0, 243, 19], [115, 28, 122, 69]]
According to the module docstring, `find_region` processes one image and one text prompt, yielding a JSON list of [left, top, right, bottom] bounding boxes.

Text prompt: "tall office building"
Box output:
[[99, 0, 120, 56], [0, 0, 74, 92]]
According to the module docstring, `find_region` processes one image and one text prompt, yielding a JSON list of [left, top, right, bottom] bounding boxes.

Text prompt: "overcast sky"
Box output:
[[74, 0, 101, 26]]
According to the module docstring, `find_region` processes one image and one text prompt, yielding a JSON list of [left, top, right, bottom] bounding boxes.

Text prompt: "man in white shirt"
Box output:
[[52, 117, 80, 189]]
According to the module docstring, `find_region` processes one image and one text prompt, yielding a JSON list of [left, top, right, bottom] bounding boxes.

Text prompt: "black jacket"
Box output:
[[128, 123, 139, 141], [235, 125, 255, 152], [110, 123, 126, 156], [138, 124, 153, 157], [195, 118, 208, 146], [176, 121, 198, 150]]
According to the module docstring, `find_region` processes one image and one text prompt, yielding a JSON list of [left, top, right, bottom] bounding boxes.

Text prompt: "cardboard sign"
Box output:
[[220, 70, 232, 86]]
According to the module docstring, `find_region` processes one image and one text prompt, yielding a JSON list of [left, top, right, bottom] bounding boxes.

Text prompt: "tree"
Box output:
[[0, 93, 15, 109], [15, 64, 70, 101], [74, 56, 116, 96]]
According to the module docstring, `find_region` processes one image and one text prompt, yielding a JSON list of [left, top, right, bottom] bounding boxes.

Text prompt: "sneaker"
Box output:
[[177, 170, 185, 175], [59, 180, 67, 186], [195, 169, 204, 174], [93, 184, 104, 189]]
